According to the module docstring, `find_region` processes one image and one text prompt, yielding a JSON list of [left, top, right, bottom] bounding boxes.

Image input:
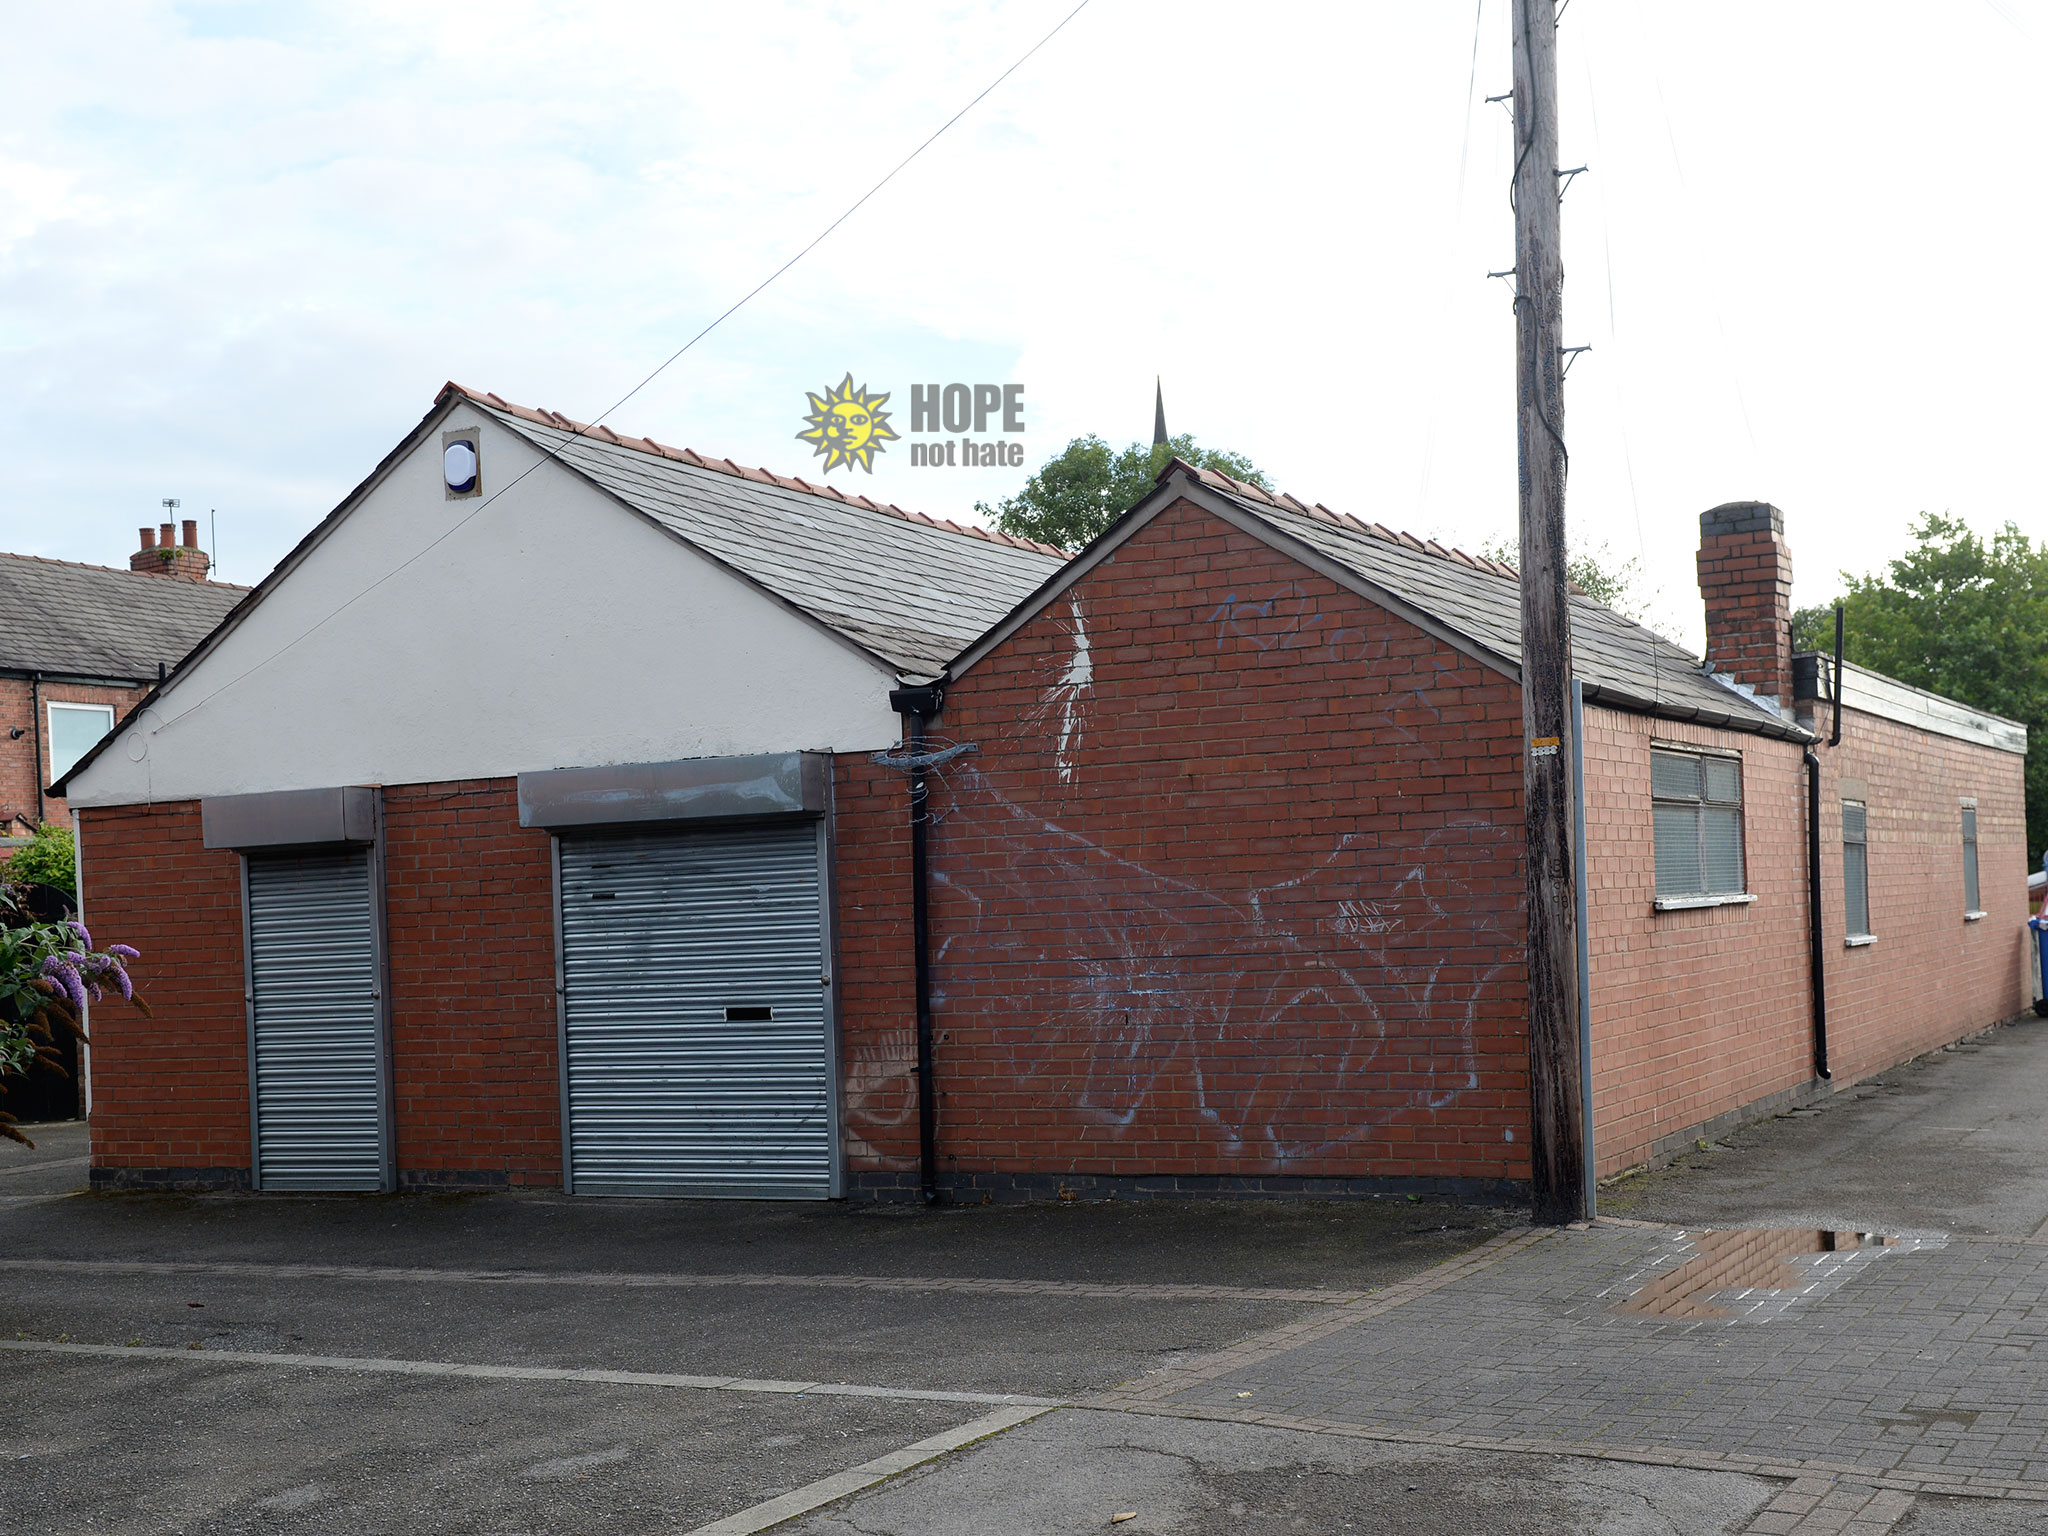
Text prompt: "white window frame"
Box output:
[[1961, 798, 1984, 920], [45, 701, 116, 786], [1650, 745, 1752, 911], [1843, 798, 1875, 945]]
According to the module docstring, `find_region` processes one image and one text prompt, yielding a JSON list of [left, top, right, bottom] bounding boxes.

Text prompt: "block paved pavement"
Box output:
[[1090, 1218, 2048, 1509]]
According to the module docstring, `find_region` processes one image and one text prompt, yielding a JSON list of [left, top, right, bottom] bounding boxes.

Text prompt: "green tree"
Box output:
[[5, 823, 75, 896], [1478, 535, 1649, 623], [1792, 514, 2048, 869], [980, 434, 1269, 551]]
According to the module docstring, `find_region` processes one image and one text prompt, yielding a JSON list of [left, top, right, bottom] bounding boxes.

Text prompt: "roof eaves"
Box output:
[[1581, 679, 1815, 744]]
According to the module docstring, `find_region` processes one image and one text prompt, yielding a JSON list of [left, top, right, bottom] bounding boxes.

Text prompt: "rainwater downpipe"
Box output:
[[1805, 746, 1831, 1084], [1570, 680, 1594, 1217], [889, 684, 945, 1205], [1806, 603, 1844, 1083], [30, 671, 44, 827]]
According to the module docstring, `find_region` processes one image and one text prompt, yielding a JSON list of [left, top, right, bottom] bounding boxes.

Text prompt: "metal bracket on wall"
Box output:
[[870, 742, 978, 773]]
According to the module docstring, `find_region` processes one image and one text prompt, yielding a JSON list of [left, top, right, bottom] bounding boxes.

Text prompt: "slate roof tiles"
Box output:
[[0, 553, 248, 682], [449, 385, 1067, 676], [1173, 461, 1808, 740]]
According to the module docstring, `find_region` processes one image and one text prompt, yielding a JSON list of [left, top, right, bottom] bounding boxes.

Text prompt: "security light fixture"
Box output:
[[442, 431, 481, 498]]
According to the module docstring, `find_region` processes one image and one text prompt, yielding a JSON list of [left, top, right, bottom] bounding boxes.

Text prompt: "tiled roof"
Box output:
[[0, 552, 248, 682], [1172, 461, 1809, 740], [446, 384, 1067, 676]]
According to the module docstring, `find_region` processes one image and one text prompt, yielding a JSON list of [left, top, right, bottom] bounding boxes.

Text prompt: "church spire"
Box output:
[[1152, 377, 1168, 448]]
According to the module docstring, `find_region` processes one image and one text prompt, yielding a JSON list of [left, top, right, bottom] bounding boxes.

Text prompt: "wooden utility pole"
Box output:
[[1511, 0, 1586, 1224]]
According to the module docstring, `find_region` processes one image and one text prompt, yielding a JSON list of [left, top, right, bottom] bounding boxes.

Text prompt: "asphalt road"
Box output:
[[0, 1152, 1513, 1534], [6, 1350, 982, 1536]]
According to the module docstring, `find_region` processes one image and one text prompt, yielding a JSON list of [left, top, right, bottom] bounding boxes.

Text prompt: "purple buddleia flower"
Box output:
[[109, 945, 139, 960], [67, 921, 92, 948], [110, 965, 133, 1002], [41, 956, 86, 1013]]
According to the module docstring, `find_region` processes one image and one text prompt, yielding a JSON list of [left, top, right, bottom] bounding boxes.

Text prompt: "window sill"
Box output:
[[1963, 911, 1988, 923], [1653, 893, 1758, 913], [1845, 933, 1878, 948]]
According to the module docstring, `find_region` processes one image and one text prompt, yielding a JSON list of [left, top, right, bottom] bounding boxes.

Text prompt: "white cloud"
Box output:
[[1, 1, 2041, 655]]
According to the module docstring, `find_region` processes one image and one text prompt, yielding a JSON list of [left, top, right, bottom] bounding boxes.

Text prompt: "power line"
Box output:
[[152, 1, 1094, 734]]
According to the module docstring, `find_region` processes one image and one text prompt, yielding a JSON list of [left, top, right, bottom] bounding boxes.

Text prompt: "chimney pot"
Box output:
[[1697, 501, 1794, 708], [132, 521, 212, 582]]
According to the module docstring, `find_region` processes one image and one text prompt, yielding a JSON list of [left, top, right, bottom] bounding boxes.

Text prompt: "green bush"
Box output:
[[5, 824, 75, 896]]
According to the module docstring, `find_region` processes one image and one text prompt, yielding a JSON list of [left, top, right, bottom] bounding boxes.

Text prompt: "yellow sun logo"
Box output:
[[797, 374, 898, 474]]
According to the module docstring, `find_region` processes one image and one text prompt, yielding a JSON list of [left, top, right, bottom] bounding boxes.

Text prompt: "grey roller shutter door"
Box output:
[[246, 848, 385, 1191], [559, 823, 831, 1198]]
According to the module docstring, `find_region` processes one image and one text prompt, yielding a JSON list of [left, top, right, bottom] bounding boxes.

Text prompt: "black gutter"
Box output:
[[0, 667, 154, 688], [889, 683, 945, 1205], [1576, 680, 1815, 744], [1804, 747, 1831, 1081]]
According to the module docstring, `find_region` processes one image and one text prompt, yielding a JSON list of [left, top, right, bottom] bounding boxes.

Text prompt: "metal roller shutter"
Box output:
[[246, 848, 386, 1190], [558, 823, 832, 1198]]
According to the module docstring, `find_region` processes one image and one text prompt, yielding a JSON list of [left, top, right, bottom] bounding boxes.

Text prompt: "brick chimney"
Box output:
[[1696, 501, 1793, 708], [131, 519, 211, 582]]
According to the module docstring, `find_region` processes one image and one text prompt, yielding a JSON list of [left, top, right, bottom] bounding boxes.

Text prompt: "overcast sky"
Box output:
[[3, 1, 2041, 650]]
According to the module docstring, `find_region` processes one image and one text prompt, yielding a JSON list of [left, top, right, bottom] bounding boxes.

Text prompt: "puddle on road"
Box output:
[[1615, 1228, 1945, 1322]]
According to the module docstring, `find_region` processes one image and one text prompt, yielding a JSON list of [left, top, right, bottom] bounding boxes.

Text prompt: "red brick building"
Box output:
[[1, 527, 243, 848], [0, 531, 244, 1124], [56, 386, 2029, 1200]]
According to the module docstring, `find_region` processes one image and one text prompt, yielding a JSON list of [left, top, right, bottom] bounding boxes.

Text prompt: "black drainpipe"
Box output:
[[1805, 746, 1831, 1082], [30, 671, 44, 826], [1806, 603, 1844, 1082], [889, 684, 945, 1205]]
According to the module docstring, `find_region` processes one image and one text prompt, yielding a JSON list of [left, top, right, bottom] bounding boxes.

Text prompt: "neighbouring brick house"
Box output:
[[1, 525, 244, 847], [54, 385, 2029, 1198], [1, 526, 245, 1121]]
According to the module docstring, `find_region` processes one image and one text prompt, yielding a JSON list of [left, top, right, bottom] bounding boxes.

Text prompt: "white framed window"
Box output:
[[1652, 747, 1748, 905], [46, 701, 115, 784], [1843, 799, 1873, 943], [1961, 801, 1982, 918]]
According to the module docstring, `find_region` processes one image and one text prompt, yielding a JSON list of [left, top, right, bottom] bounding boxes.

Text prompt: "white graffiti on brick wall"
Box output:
[[841, 581, 1521, 1171], [1007, 593, 1094, 789], [1050, 594, 1092, 784], [911, 768, 1517, 1164]]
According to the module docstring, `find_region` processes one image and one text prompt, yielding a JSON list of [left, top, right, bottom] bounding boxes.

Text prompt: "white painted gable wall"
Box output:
[[64, 409, 902, 808]]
